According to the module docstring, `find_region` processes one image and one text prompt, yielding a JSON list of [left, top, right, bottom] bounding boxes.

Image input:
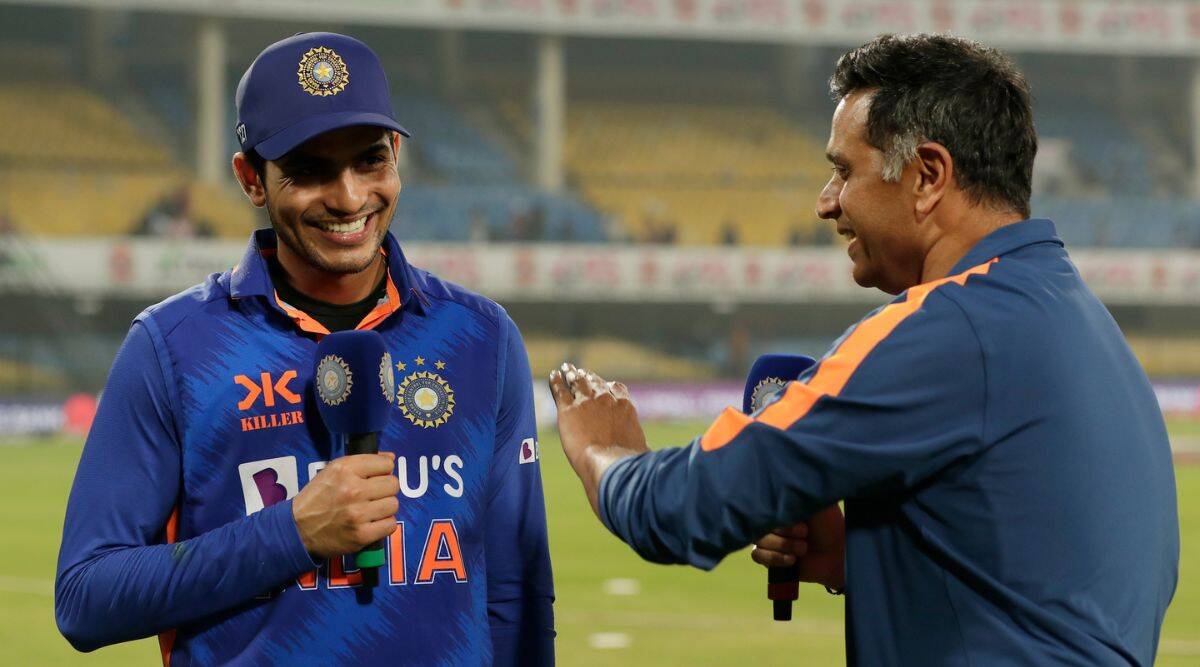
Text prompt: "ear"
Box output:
[[390, 131, 402, 164], [231, 152, 267, 208], [912, 141, 953, 217]]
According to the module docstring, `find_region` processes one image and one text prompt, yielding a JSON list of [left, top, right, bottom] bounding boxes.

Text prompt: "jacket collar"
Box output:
[[949, 218, 1063, 275], [229, 228, 426, 334]]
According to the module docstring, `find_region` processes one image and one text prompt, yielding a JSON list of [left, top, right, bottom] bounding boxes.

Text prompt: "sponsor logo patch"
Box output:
[[519, 437, 539, 464], [238, 456, 299, 514]]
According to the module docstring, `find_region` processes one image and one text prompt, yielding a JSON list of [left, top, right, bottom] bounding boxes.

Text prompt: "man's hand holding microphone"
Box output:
[[551, 355, 847, 618], [292, 330, 400, 589], [292, 452, 399, 560]]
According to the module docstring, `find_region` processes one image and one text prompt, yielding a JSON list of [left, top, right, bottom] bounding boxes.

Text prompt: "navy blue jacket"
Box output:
[[601, 219, 1178, 665]]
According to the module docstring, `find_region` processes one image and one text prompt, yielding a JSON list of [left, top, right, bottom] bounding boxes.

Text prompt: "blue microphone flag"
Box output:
[[742, 353, 817, 415], [313, 330, 395, 435]]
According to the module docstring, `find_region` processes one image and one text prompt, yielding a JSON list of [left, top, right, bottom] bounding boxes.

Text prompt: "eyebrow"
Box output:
[[279, 139, 391, 169], [357, 140, 392, 158]]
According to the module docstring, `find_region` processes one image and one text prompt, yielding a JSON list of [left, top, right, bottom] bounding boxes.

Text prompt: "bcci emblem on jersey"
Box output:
[[397, 366, 456, 429], [316, 354, 353, 406], [750, 376, 789, 412], [297, 46, 349, 97]]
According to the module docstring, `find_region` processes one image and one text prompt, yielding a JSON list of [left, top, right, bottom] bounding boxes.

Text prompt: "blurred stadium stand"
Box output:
[[1, 3, 1199, 407]]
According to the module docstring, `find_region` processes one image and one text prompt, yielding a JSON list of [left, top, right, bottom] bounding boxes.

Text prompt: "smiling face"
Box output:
[[815, 91, 925, 295], [255, 125, 400, 277]]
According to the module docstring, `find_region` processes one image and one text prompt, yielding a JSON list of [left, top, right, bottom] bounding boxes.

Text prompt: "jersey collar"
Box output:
[[949, 218, 1063, 276], [230, 228, 427, 335]]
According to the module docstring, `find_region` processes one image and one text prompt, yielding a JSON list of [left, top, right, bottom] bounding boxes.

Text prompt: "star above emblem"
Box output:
[[435, 360, 446, 370], [415, 356, 425, 366], [396, 361, 406, 372]]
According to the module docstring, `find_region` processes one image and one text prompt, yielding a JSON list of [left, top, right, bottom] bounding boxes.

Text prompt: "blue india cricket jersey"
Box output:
[[56, 230, 554, 665], [601, 219, 1178, 665]]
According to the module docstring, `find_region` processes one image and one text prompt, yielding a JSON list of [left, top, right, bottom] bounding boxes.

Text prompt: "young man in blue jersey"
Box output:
[[56, 32, 554, 665], [550, 34, 1178, 665]]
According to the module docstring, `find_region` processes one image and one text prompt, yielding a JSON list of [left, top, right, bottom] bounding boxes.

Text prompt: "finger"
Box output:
[[608, 381, 631, 401], [755, 534, 808, 556], [568, 365, 597, 399], [586, 372, 606, 396], [362, 473, 400, 500], [772, 523, 809, 539], [361, 515, 400, 543], [549, 368, 574, 407], [362, 495, 400, 522], [751, 547, 796, 568], [756, 533, 791, 551], [343, 453, 397, 477]]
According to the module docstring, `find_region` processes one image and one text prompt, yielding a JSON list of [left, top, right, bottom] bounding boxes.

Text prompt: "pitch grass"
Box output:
[[0, 421, 1197, 665]]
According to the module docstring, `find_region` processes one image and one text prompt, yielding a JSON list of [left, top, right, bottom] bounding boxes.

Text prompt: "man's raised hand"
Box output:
[[549, 363, 649, 518]]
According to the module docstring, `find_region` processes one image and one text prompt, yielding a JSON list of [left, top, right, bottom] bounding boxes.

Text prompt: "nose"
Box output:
[[815, 176, 842, 221], [325, 167, 369, 218]]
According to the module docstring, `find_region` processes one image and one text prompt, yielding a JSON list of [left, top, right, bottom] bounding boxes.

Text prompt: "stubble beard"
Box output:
[[265, 196, 388, 276]]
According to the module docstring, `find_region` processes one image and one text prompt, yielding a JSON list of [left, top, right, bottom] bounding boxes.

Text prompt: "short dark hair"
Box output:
[[830, 34, 1037, 217], [244, 149, 267, 179]]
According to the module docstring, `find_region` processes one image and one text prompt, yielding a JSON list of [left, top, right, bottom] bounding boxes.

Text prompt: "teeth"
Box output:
[[321, 216, 367, 233]]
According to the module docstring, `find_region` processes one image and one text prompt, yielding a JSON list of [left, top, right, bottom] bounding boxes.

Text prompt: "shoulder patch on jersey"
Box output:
[[519, 437, 539, 464]]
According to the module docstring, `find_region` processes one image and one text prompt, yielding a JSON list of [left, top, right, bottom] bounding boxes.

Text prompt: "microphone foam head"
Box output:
[[313, 330, 395, 434], [742, 353, 817, 414]]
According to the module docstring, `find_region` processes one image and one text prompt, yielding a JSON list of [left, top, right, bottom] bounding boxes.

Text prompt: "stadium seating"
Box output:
[[1032, 196, 1200, 248], [394, 92, 521, 183], [1034, 97, 1155, 197], [1128, 336, 1200, 377], [388, 88, 607, 242], [501, 99, 832, 245], [0, 82, 256, 238], [0, 83, 174, 168], [2, 74, 1196, 247], [393, 184, 605, 242]]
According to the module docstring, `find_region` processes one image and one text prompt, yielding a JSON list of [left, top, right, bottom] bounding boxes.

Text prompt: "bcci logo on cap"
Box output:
[[316, 354, 353, 406], [297, 46, 349, 97]]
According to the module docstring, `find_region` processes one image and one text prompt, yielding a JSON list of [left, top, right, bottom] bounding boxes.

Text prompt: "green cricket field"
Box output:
[[1, 420, 1196, 665]]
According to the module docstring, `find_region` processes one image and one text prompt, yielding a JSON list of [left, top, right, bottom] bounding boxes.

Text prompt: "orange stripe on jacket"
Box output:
[[700, 259, 996, 451], [158, 506, 180, 667]]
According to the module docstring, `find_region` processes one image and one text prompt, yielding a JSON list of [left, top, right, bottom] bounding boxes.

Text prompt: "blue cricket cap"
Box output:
[[235, 32, 410, 161]]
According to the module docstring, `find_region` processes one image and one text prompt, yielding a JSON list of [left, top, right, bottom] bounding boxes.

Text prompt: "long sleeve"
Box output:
[[54, 320, 317, 652], [600, 289, 987, 570], [485, 313, 555, 666]]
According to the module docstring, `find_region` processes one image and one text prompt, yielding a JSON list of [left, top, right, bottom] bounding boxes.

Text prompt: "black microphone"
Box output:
[[742, 353, 816, 622], [313, 330, 396, 588]]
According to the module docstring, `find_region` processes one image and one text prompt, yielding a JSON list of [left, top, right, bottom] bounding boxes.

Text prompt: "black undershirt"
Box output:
[[268, 259, 387, 333]]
